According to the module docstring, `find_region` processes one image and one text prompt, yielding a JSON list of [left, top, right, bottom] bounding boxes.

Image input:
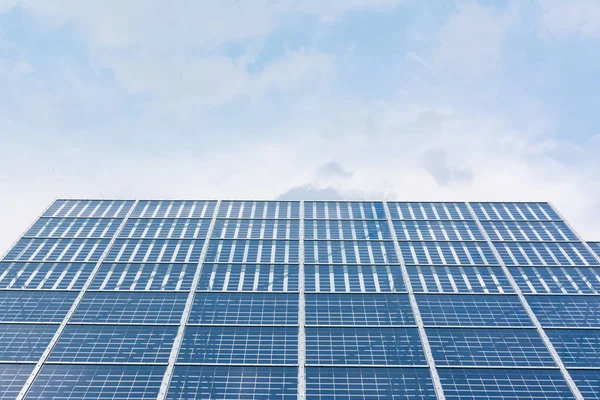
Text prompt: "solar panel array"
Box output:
[[1, 199, 599, 399]]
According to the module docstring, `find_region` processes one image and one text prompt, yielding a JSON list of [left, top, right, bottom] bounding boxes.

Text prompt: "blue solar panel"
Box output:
[[0, 364, 34, 399], [305, 294, 415, 326], [45, 200, 134, 218], [305, 240, 398, 264], [427, 328, 554, 367], [0, 324, 57, 361], [205, 240, 299, 263], [306, 367, 436, 399], [304, 219, 391, 240], [408, 266, 512, 294], [398, 241, 497, 265], [417, 294, 532, 327], [387, 202, 471, 220], [0, 262, 95, 290], [0, 291, 77, 322], [546, 329, 600, 367], [90, 263, 197, 291], [120, 218, 212, 239], [105, 239, 205, 263], [305, 264, 404, 293], [190, 293, 298, 325], [393, 220, 484, 241], [218, 201, 300, 219], [304, 202, 386, 220], [495, 242, 598, 266], [306, 327, 425, 365], [26, 217, 123, 238], [49, 325, 177, 363], [213, 219, 300, 239], [5, 238, 110, 262], [481, 221, 578, 241], [167, 366, 297, 399], [27, 365, 165, 399], [72, 292, 187, 324], [570, 370, 600, 400], [510, 267, 600, 294], [527, 295, 600, 327], [179, 326, 297, 364], [438, 368, 573, 400], [197, 263, 299, 292], [130, 200, 217, 219]]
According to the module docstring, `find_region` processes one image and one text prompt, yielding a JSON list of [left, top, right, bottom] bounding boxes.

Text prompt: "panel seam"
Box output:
[[298, 201, 306, 400]]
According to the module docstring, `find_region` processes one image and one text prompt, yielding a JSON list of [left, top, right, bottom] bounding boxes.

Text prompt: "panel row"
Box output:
[[44, 200, 134, 219], [3, 291, 600, 327], [7, 363, 600, 400], [4, 262, 600, 295]]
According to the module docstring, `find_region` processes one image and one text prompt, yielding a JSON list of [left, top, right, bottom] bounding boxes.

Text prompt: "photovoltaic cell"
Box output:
[[130, 200, 217, 219], [0, 262, 95, 290], [119, 219, 212, 239], [416, 294, 532, 327], [0, 291, 77, 322], [494, 242, 598, 266], [481, 221, 578, 242], [44, 200, 134, 219], [570, 370, 600, 400], [305, 327, 425, 365], [527, 295, 600, 327], [387, 202, 471, 221], [305, 264, 404, 293], [470, 202, 559, 221], [408, 266, 512, 294], [0, 324, 57, 361], [205, 240, 299, 264], [179, 326, 298, 364], [305, 367, 436, 399], [27, 365, 165, 399], [546, 329, 600, 367], [167, 366, 297, 399], [5, 238, 110, 262], [304, 240, 398, 264], [212, 219, 300, 240], [105, 239, 205, 263], [26, 218, 123, 238], [393, 220, 484, 241], [90, 263, 197, 291], [438, 368, 574, 400], [304, 202, 386, 220], [510, 266, 600, 294], [49, 325, 177, 363], [427, 328, 554, 367], [0, 364, 34, 399], [304, 219, 391, 240], [398, 241, 497, 265], [197, 263, 298, 292], [71, 292, 187, 324], [189, 293, 298, 325], [305, 294, 415, 326]]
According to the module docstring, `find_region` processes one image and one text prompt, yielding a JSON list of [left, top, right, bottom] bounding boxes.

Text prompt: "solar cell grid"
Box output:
[[0, 262, 95, 290], [0, 364, 34, 399], [197, 263, 298, 292], [212, 219, 300, 239], [179, 326, 298, 364], [305, 293, 415, 326], [90, 263, 196, 291], [71, 292, 187, 324], [119, 218, 212, 239], [305, 327, 425, 365], [408, 265, 512, 294], [26, 217, 123, 238], [427, 327, 554, 367], [189, 293, 298, 325], [0, 324, 57, 361], [305, 367, 436, 399], [417, 294, 532, 327], [27, 364, 165, 399], [305, 264, 404, 293], [527, 295, 600, 327], [49, 325, 177, 363], [205, 239, 299, 264], [0, 291, 77, 322], [546, 329, 600, 367], [510, 266, 600, 294]]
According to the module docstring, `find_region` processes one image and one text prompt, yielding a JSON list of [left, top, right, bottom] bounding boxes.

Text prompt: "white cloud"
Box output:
[[538, 0, 600, 37], [435, 2, 516, 75]]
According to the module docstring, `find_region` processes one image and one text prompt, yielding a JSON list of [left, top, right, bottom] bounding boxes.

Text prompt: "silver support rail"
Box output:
[[297, 201, 306, 400], [466, 202, 584, 400], [157, 200, 221, 400], [383, 202, 446, 400], [16, 200, 140, 400]]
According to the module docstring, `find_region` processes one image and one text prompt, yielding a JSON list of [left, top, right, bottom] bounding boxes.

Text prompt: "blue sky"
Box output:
[[1, 0, 599, 252]]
